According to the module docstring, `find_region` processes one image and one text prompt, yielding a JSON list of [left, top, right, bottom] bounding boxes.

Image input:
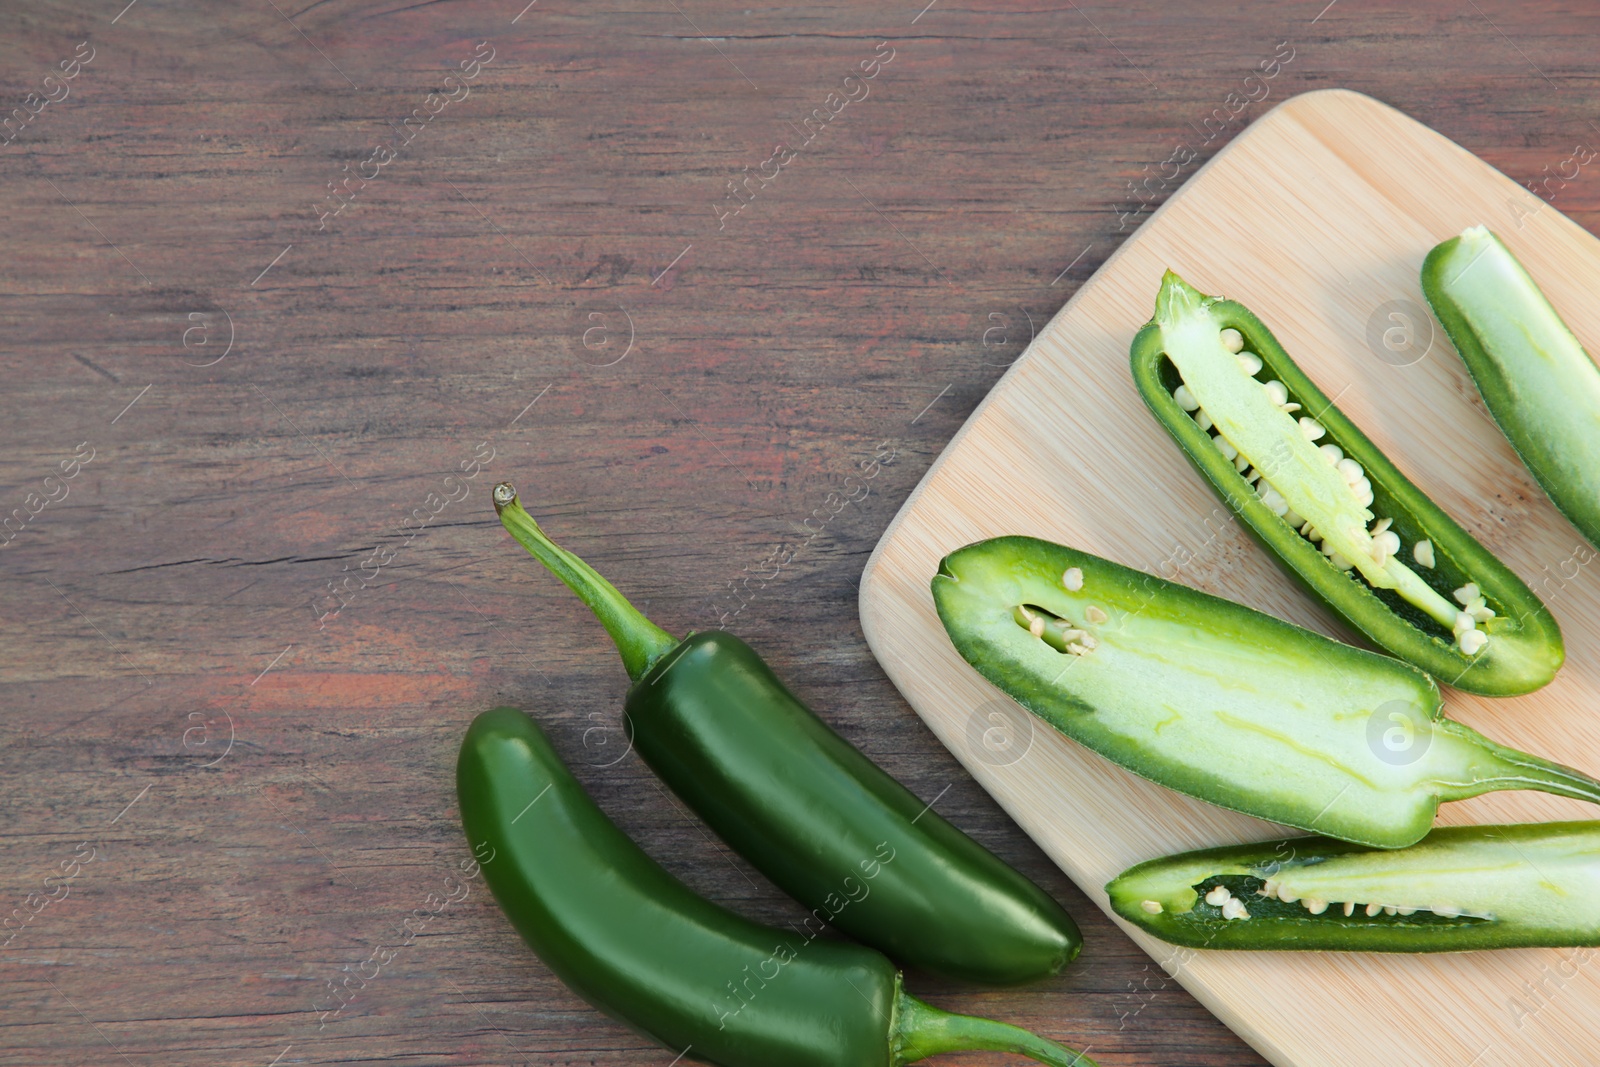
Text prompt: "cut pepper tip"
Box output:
[[492, 481, 518, 512]]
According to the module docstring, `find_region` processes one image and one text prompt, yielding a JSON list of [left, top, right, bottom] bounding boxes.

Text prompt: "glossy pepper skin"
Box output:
[[491, 483, 1081, 986], [1130, 271, 1561, 696], [1107, 822, 1600, 952], [1422, 226, 1600, 553], [457, 707, 1100, 1067], [933, 535, 1600, 849]]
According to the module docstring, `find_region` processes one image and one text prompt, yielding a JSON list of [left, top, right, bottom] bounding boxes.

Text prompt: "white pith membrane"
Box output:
[[1166, 319, 1494, 656], [1144, 875, 1490, 923]]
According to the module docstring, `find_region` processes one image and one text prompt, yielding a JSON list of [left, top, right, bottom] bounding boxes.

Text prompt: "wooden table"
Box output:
[[4, 2, 1596, 1064]]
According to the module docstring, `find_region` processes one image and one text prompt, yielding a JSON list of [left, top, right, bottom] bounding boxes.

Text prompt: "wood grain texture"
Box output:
[[3, 1, 1600, 1065], [860, 88, 1600, 1067]]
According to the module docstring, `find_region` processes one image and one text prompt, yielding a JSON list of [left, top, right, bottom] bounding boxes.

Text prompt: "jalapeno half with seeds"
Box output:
[[1130, 271, 1562, 696], [1422, 226, 1600, 554], [1107, 822, 1600, 951], [932, 536, 1600, 849]]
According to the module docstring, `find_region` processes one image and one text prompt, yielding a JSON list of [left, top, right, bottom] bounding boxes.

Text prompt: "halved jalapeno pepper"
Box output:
[[1130, 271, 1562, 696], [932, 535, 1600, 849], [1423, 226, 1600, 554], [1107, 822, 1600, 951]]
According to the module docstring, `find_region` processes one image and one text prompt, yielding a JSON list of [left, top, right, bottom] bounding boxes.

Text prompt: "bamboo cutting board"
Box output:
[[859, 88, 1600, 1067]]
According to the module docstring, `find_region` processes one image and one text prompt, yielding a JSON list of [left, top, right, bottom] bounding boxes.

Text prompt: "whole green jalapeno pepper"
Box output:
[[457, 707, 1099, 1067], [1130, 270, 1562, 695], [491, 483, 1080, 986], [1422, 226, 1600, 554], [1107, 821, 1600, 951], [932, 534, 1600, 849]]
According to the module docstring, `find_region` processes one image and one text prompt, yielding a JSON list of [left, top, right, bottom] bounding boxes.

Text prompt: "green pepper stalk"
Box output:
[[491, 484, 1082, 986], [1130, 271, 1562, 695], [1422, 226, 1600, 554], [1107, 822, 1600, 951], [459, 708, 1100, 1067], [932, 534, 1600, 849]]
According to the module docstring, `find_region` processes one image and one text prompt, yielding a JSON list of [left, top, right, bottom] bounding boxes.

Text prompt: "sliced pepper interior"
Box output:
[[1106, 823, 1600, 951], [1153, 272, 1500, 658]]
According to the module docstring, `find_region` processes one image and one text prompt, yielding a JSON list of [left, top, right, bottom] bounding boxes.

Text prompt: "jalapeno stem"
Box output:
[[892, 989, 1099, 1067], [1435, 719, 1600, 807], [493, 482, 678, 681]]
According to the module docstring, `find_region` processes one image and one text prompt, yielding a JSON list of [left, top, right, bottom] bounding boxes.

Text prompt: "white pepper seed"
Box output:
[[1174, 384, 1199, 411], [1264, 380, 1289, 406], [1460, 629, 1488, 655], [1219, 327, 1244, 353], [1086, 605, 1109, 624], [1237, 351, 1263, 375], [1337, 458, 1364, 485], [1320, 443, 1344, 466], [1298, 417, 1326, 441], [1195, 410, 1213, 431], [1205, 885, 1232, 906], [1141, 899, 1164, 914], [1063, 567, 1084, 591], [1414, 539, 1435, 568]]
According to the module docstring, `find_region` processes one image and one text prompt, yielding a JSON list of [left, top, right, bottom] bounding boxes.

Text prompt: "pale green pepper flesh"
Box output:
[[933, 536, 1600, 849], [1423, 225, 1600, 552]]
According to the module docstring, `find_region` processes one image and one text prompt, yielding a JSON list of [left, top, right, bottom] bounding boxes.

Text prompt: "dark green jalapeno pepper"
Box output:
[[491, 483, 1080, 985], [458, 708, 1099, 1067], [1422, 226, 1600, 553], [1107, 821, 1600, 951], [1130, 270, 1562, 696], [932, 535, 1600, 849]]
